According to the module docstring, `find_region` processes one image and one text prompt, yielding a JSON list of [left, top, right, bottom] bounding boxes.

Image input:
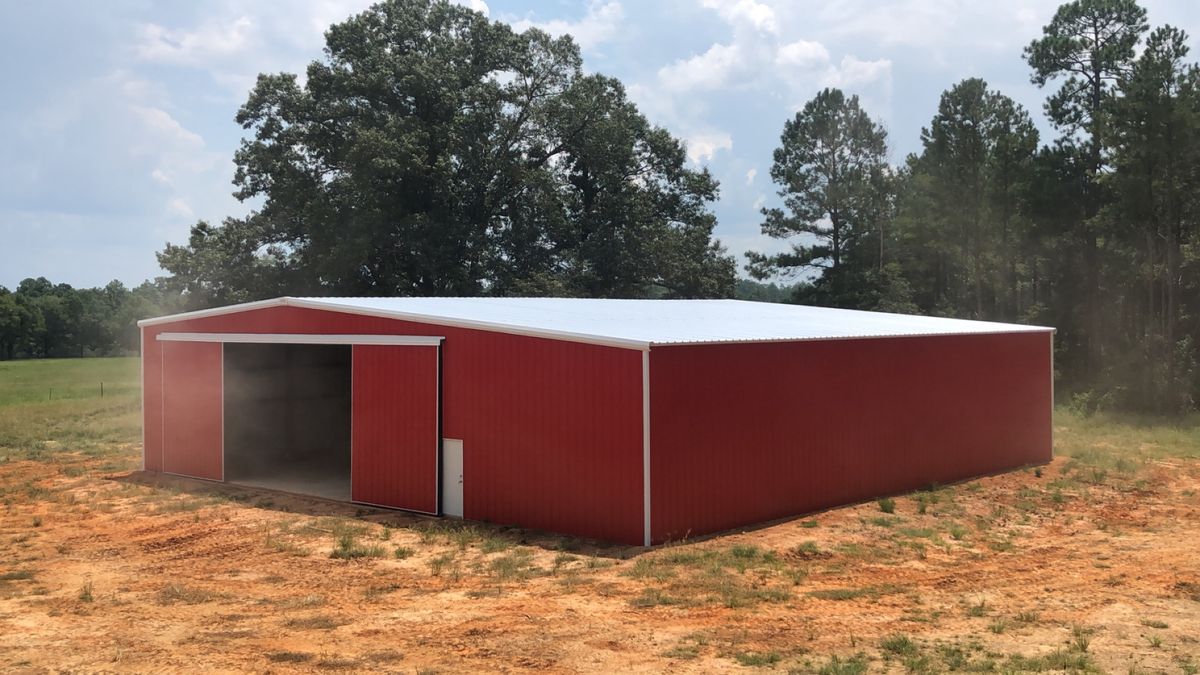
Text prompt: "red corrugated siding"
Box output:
[[351, 345, 440, 513], [649, 332, 1053, 543], [160, 340, 223, 480], [141, 305, 644, 544]]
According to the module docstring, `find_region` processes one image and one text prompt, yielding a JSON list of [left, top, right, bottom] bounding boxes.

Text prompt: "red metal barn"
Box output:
[[139, 298, 1053, 546]]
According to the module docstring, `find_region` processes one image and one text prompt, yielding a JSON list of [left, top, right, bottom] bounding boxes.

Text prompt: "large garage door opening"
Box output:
[[223, 343, 352, 500]]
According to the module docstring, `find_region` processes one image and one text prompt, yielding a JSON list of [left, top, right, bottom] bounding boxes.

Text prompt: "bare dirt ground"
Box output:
[[2, 434, 1199, 673]]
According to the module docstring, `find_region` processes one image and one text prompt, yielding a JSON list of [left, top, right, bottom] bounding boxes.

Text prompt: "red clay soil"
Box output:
[[0, 446, 1198, 673]]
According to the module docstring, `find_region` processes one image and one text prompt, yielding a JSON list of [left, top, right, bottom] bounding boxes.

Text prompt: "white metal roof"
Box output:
[[139, 296, 1053, 350]]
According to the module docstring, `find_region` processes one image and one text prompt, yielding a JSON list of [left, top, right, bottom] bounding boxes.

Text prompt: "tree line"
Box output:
[[12, 0, 1200, 414], [0, 278, 182, 359], [749, 0, 1200, 414]]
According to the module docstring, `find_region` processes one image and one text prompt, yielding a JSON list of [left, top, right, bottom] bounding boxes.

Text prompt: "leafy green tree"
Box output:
[[747, 88, 895, 308], [1025, 0, 1149, 373], [1104, 25, 1200, 411], [161, 0, 732, 301], [897, 79, 1039, 320]]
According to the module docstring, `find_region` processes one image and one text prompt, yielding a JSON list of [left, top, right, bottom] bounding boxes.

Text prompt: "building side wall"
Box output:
[[141, 305, 644, 544], [649, 332, 1053, 544]]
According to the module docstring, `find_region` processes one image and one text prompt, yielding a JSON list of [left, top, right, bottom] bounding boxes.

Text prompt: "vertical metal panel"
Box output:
[[142, 327, 163, 472], [649, 332, 1054, 544], [351, 344, 440, 513], [160, 340, 223, 480], [140, 304, 645, 544]]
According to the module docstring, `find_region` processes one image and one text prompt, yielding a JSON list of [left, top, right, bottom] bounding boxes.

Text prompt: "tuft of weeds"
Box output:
[[816, 653, 869, 675], [1140, 619, 1168, 629], [629, 588, 685, 608], [393, 546, 415, 560], [0, 570, 35, 581], [878, 497, 897, 514], [966, 599, 988, 617], [1069, 625, 1093, 653], [267, 651, 313, 663], [989, 619, 1008, 634], [330, 532, 385, 560], [732, 651, 781, 667], [158, 584, 217, 605], [800, 519, 820, 528], [489, 549, 538, 582], [791, 540, 824, 558], [947, 523, 968, 541], [77, 581, 94, 603], [282, 615, 344, 630], [880, 634, 919, 656], [31, 516, 42, 527], [1015, 610, 1040, 624], [428, 552, 459, 579]]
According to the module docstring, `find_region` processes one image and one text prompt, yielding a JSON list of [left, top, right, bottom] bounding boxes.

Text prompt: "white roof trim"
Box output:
[[138, 296, 1054, 350], [157, 332, 444, 346]]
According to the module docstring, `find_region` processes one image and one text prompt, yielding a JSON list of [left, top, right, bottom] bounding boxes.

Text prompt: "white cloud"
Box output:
[[746, 168, 757, 184], [137, 16, 256, 65], [700, 0, 777, 34], [658, 42, 746, 92], [824, 55, 893, 88], [685, 132, 733, 163], [462, 0, 490, 15], [776, 39, 830, 70], [510, 1, 625, 50]]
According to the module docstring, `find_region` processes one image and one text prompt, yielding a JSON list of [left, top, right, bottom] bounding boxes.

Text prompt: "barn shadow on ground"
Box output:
[[112, 471, 640, 560]]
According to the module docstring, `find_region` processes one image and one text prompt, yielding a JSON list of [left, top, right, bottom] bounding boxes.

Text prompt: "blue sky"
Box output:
[[3, 0, 1198, 290]]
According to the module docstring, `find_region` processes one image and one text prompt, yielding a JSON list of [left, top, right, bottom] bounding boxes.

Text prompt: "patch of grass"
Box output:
[[662, 644, 700, 660], [878, 497, 896, 514], [791, 540, 824, 558], [966, 599, 988, 617], [428, 552, 459, 578], [158, 584, 217, 605], [282, 615, 344, 630], [1069, 625, 1093, 653], [732, 651, 780, 667], [329, 532, 385, 560], [315, 655, 359, 670], [629, 588, 685, 608], [77, 581, 94, 603], [1005, 649, 1096, 672], [989, 619, 1008, 634], [1141, 619, 1168, 629], [816, 653, 869, 675], [947, 523, 968, 541], [868, 515, 900, 527], [489, 549, 539, 582], [0, 570, 35, 581], [880, 634, 918, 656], [393, 546, 415, 560], [266, 651, 312, 663], [1015, 610, 1040, 624], [800, 519, 820, 528]]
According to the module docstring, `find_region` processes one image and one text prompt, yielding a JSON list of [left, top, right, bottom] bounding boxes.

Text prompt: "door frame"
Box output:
[[157, 332, 447, 513]]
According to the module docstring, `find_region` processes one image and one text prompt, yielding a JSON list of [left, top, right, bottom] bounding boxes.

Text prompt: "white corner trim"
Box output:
[[157, 333, 444, 346], [642, 349, 651, 547]]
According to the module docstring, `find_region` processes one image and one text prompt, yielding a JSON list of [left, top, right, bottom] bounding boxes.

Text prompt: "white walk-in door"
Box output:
[[441, 439, 464, 517]]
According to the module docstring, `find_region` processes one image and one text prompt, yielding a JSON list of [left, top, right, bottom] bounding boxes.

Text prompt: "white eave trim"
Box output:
[[157, 332, 444, 346], [139, 297, 652, 351]]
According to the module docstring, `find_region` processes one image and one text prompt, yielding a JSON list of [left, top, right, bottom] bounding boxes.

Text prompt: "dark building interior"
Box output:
[[222, 343, 352, 500]]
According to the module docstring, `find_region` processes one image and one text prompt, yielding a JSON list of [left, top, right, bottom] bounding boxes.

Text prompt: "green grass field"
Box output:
[[0, 357, 140, 467]]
